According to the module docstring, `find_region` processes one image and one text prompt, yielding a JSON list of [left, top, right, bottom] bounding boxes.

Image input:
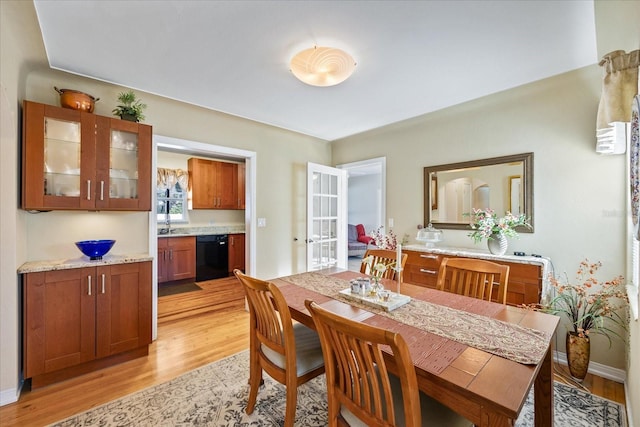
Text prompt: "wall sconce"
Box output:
[[290, 46, 356, 87]]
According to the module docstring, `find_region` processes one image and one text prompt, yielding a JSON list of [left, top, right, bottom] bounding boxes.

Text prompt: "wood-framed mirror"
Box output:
[[424, 152, 534, 232]]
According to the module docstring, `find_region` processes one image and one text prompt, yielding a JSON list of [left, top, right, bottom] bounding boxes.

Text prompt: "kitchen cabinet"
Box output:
[[228, 233, 245, 273], [23, 261, 152, 387], [158, 236, 196, 283], [237, 162, 246, 209], [188, 158, 239, 209], [21, 100, 152, 211], [403, 248, 543, 306]]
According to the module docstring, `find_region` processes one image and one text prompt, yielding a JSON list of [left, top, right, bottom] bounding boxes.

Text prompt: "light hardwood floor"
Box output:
[[0, 279, 626, 426]]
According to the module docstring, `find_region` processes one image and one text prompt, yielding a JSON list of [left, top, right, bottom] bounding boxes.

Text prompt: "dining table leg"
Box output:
[[533, 343, 554, 427]]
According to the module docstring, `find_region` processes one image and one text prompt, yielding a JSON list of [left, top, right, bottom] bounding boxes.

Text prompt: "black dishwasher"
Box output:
[[196, 235, 228, 281]]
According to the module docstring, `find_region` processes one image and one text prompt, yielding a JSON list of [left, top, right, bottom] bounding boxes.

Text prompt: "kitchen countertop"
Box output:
[[18, 253, 153, 274], [403, 244, 554, 302], [157, 225, 245, 237]]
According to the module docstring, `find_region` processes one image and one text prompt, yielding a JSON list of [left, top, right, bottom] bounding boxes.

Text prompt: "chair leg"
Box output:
[[283, 382, 298, 427], [246, 355, 261, 414]]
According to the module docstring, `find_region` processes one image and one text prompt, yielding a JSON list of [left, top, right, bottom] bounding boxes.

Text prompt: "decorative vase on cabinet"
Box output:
[[487, 233, 508, 255], [566, 332, 590, 381]]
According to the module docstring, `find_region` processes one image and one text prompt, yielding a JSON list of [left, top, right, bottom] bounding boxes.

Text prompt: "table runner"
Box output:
[[279, 271, 550, 365]]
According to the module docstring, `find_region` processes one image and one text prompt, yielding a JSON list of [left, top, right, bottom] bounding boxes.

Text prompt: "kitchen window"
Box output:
[[157, 168, 189, 224], [157, 182, 188, 223]]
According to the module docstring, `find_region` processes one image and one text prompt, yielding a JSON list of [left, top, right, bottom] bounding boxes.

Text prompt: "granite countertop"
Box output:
[[157, 225, 245, 237], [18, 253, 153, 274]]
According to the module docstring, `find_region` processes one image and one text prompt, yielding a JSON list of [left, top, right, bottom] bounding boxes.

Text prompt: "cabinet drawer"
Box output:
[[404, 264, 438, 288], [405, 251, 442, 268]]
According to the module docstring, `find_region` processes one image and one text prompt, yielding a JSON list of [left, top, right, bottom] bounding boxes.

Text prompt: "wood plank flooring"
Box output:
[[0, 278, 626, 426]]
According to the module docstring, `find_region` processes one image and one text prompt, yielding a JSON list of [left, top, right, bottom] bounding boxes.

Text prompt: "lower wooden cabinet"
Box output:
[[158, 236, 196, 283], [23, 261, 152, 387], [403, 249, 543, 306], [228, 233, 245, 273]]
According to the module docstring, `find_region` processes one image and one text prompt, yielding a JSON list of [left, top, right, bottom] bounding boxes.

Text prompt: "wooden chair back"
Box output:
[[305, 299, 422, 427], [435, 257, 510, 304], [234, 270, 325, 427], [234, 270, 294, 377], [360, 248, 408, 282]]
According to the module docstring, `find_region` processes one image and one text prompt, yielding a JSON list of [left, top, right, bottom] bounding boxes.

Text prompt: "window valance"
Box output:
[[157, 168, 189, 190], [596, 49, 639, 130]]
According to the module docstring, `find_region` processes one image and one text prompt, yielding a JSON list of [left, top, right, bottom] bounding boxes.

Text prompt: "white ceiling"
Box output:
[[33, 1, 597, 141]]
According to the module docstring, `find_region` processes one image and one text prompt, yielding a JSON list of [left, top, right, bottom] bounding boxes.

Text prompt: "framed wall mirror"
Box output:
[[424, 152, 534, 232]]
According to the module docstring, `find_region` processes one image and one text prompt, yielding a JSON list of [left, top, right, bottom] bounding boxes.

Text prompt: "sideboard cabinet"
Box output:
[[22, 100, 152, 211], [403, 247, 544, 306], [23, 261, 152, 387]]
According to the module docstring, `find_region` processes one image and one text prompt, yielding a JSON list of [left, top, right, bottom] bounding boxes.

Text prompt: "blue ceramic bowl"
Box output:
[[75, 240, 116, 260]]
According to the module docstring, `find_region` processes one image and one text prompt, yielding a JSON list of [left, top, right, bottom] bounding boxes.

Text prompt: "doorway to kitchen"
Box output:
[[151, 135, 256, 337]]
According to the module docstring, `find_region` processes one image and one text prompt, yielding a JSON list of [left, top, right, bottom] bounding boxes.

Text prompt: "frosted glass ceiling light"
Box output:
[[290, 46, 356, 87]]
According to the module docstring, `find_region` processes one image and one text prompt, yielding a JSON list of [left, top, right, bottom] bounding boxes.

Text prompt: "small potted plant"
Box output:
[[112, 90, 147, 122]]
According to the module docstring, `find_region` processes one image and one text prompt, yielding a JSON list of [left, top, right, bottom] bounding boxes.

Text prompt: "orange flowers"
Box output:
[[544, 259, 628, 345]]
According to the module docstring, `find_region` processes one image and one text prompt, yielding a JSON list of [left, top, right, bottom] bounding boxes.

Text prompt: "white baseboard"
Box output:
[[553, 351, 626, 383], [624, 382, 634, 427], [0, 385, 20, 407]]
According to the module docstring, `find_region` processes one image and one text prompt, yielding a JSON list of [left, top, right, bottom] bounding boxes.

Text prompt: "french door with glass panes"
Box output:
[[306, 162, 347, 270]]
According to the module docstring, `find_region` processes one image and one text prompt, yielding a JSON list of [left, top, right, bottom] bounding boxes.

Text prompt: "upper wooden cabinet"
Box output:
[[188, 158, 241, 209], [21, 100, 152, 211]]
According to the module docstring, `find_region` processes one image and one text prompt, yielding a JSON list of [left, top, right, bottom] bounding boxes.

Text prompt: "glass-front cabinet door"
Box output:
[[23, 101, 96, 210], [22, 101, 151, 211], [95, 116, 151, 211]]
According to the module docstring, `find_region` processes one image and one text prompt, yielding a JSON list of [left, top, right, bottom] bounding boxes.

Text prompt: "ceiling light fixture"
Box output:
[[290, 46, 356, 87]]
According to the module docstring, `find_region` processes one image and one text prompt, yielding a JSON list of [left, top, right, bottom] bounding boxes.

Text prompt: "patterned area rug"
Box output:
[[50, 351, 626, 427]]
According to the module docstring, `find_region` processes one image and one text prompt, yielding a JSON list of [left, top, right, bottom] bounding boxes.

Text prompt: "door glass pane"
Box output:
[[44, 118, 81, 196], [330, 175, 337, 195], [110, 130, 139, 199], [313, 172, 321, 193]]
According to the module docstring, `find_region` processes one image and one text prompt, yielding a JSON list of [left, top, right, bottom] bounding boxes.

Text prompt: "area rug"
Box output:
[[158, 282, 202, 297], [49, 351, 626, 427]]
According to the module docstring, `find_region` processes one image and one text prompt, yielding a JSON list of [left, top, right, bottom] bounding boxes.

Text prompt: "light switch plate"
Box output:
[[257, 218, 267, 227]]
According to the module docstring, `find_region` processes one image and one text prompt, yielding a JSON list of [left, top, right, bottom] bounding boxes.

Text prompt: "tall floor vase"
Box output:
[[566, 332, 590, 381], [487, 233, 508, 255]]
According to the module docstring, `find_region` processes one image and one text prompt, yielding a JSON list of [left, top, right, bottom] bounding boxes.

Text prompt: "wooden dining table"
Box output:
[[271, 268, 560, 427]]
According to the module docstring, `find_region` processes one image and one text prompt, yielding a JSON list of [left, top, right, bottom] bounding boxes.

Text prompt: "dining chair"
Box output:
[[233, 270, 325, 427], [435, 257, 510, 304], [360, 248, 408, 282], [304, 299, 472, 427]]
